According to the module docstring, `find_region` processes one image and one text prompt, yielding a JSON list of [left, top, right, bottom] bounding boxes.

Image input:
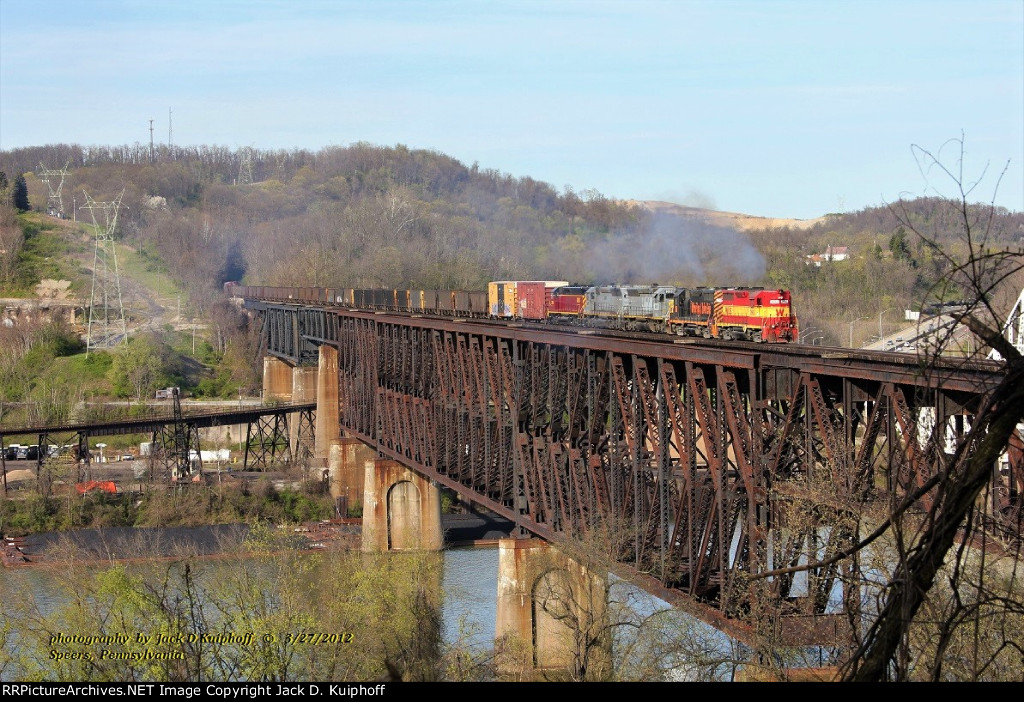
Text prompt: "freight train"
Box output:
[[227, 280, 799, 343]]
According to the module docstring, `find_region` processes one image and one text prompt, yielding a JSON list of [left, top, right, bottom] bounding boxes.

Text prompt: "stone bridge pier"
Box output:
[[327, 438, 375, 516], [262, 356, 319, 460], [496, 539, 611, 680], [314, 345, 339, 462], [266, 349, 444, 550], [261, 346, 343, 471], [262, 356, 294, 403], [360, 459, 444, 551]]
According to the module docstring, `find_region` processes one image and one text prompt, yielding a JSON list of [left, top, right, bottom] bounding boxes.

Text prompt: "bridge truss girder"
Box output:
[[241, 407, 315, 471], [256, 304, 1013, 645]]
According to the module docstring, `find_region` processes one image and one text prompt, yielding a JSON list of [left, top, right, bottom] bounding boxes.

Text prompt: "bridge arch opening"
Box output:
[[387, 479, 422, 550]]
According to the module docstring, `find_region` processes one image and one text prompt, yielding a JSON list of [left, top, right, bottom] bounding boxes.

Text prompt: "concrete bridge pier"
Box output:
[[361, 459, 443, 552], [315, 345, 340, 462], [327, 438, 376, 516], [289, 365, 318, 460], [496, 538, 611, 681], [262, 356, 294, 402]]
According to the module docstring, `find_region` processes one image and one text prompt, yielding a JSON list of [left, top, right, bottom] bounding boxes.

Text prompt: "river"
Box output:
[[1, 522, 741, 681], [0, 540, 501, 681], [1, 543, 500, 639]]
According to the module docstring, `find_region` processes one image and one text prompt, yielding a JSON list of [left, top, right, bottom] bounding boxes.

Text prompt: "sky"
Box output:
[[1, 0, 1022, 220]]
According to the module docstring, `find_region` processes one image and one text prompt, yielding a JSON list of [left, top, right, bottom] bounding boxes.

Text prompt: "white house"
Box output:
[[806, 245, 849, 267]]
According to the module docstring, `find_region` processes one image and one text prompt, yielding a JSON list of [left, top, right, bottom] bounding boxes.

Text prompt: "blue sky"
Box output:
[[1, 0, 1021, 220]]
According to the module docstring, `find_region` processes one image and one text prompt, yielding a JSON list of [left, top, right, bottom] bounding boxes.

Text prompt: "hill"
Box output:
[[634, 200, 828, 232], [2, 140, 1021, 368]]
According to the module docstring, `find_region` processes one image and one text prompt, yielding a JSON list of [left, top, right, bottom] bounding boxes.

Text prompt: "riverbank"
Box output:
[[3, 510, 514, 567], [0, 475, 338, 539]]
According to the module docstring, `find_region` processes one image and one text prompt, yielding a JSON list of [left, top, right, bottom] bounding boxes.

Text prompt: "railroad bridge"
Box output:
[[259, 289, 1019, 664]]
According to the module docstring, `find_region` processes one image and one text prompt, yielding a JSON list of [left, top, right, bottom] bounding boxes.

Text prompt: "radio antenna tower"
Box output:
[[36, 161, 71, 218], [81, 189, 129, 354]]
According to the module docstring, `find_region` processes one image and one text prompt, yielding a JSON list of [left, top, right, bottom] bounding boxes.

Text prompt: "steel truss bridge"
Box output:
[[1, 401, 316, 488], [250, 294, 1020, 646]]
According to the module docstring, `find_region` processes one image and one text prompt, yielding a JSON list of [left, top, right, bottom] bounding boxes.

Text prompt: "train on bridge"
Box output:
[[228, 279, 799, 343]]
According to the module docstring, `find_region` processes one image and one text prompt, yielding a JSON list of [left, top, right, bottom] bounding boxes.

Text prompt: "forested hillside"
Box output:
[[1, 140, 1022, 421]]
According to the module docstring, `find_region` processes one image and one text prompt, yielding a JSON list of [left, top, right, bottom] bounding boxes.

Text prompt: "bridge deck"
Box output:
[[0, 402, 316, 438]]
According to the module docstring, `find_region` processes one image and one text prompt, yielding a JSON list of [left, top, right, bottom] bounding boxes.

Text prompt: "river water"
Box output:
[[0, 541, 501, 681], [2, 545, 501, 631], [1, 525, 742, 681]]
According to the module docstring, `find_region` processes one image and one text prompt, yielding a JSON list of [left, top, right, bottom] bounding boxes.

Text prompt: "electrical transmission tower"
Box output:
[[238, 146, 255, 185], [36, 161, 71, 218], [81, 189, 128, 353]]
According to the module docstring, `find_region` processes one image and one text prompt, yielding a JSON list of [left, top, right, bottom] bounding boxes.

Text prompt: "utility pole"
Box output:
[[849, 316, 869, 348], [149, 119, 155, 163], [879, 308, 897, 340]]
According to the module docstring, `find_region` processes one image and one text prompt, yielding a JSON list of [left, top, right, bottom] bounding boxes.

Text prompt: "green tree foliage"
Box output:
[[889, 225, 912, 262], [109, 332, 187, 403], [12, 173, 29, 212], [1, 544, 456, 682], [0, 319, 89, 423], [110, 335, 164, 402], [0, 482, 336, 536]]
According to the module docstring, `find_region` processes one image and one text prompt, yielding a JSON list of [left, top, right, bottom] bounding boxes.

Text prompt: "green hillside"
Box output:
[[1, 141, 1022, 429]]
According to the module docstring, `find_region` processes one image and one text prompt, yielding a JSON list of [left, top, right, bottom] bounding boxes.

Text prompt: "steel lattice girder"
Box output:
[[243, 412, 291, 471], [262, 307, 1008, 643]]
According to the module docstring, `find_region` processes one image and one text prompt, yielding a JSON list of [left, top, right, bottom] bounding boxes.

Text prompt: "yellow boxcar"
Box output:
[[488, 281, 518, 318]]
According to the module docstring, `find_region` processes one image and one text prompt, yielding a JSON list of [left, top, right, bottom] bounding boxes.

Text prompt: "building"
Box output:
[[806, 245, 849, 267]]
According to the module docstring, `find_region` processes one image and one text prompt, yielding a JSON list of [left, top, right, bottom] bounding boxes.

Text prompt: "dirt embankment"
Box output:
[[634, 200, 827, 231]]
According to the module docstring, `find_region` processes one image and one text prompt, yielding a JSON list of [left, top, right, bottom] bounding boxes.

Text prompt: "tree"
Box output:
[[4, 532, 454, 682], [0, 202, 23, 286], [12, 173, 29, 212], [110, 334, 167, 403], [889, 225, 912, 262], [841, 137, 1024, 681]]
